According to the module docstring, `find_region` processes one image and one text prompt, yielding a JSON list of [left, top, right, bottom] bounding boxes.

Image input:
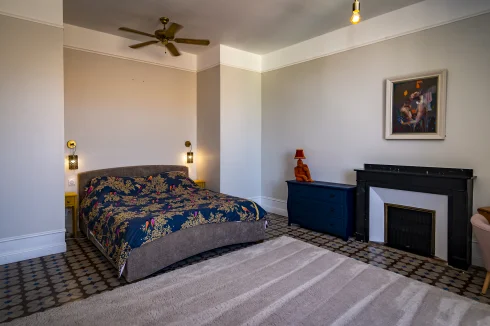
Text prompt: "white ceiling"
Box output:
[[63, 0, 424, 55]]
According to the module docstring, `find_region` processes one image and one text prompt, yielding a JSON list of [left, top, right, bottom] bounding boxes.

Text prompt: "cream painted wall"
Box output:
[[221, 66, 261, 198], [197, 66, 221, 192], [64, 48, 196, 192], [0, 16, 65, 239], [262, 13, 490, 214], [0, 0, 63, 26]]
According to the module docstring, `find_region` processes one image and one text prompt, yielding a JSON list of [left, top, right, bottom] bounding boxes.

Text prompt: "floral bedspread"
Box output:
[[80, 171, 267, 276]]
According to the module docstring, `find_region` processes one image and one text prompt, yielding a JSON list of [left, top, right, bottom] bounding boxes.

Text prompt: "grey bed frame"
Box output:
[[78, 165, 266, 282]]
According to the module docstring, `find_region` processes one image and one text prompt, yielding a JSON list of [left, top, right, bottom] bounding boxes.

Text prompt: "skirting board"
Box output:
[[260, 196, 288, 217], [247, 196, 287, 217], [0, 229, 66, 265]]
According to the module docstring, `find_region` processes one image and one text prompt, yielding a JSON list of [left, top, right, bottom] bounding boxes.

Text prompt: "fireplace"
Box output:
[[385, 204, 435, 257], [355, 164, 475, 270]]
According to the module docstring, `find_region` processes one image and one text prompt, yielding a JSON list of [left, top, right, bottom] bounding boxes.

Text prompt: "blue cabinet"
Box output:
[[286, 181, 356, 241]]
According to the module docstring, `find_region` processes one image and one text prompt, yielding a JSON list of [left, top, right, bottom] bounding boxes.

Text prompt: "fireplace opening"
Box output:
[[384, 203, 435, 257]]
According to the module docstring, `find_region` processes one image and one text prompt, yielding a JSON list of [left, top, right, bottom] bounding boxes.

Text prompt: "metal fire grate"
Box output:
[[384, 203, 435, 257]]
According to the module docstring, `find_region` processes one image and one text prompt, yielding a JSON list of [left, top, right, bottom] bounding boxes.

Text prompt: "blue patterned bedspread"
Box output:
[[80, 171, 267, 275]]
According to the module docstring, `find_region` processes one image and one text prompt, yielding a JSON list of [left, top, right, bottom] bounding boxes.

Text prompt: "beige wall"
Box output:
[[262, 13, 490, 213], [64, 48, 196, 191], [0, 15, 65, 240], [221, 66, 262, 199], [197, 66, 221, 192]]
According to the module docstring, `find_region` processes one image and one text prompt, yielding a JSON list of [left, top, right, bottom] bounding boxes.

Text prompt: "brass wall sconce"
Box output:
[[67, 140, 78, 170], [185, 141, 193, 164]]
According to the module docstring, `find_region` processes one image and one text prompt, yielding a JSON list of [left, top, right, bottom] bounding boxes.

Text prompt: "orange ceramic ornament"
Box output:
[[294, 149, 313, 182]]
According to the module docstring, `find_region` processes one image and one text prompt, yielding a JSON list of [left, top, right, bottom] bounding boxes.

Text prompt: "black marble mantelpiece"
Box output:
[[355, 164, 475, 270], [358, 164, 474, 179]]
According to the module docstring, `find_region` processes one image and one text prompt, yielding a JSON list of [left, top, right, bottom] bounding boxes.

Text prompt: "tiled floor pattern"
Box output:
[[1, 214, 488, 323]]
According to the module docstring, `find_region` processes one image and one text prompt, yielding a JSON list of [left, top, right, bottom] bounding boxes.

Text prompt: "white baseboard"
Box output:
[[0, 229, 66, 265], [247, 196, 262, 206], [260, 196, 288, 217]]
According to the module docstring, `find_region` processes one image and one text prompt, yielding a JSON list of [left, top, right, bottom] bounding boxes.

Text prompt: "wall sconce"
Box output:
[[67, 140, 78, 170], [185, 141, 193, 164]]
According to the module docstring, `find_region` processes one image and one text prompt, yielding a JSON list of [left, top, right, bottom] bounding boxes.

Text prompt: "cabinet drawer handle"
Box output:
[[329, 194, 335, 198], [330, 208, 335, 213]]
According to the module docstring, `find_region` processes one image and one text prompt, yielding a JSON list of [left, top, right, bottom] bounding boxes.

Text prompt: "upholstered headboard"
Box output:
[[77, 165, 189, 203]]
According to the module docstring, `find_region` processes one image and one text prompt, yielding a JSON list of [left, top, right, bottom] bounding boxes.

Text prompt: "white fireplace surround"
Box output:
[[369, 187, 448, 261]]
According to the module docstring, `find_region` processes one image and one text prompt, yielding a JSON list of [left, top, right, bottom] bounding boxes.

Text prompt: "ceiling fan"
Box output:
[[119, 17, 210, 56]]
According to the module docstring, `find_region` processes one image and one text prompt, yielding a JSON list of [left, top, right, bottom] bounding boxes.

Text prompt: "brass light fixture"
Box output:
[[350, 0, 361, 24], [119, 16, 210, 57], [185, 141, 193, 164], [67, 140, 78, 170]]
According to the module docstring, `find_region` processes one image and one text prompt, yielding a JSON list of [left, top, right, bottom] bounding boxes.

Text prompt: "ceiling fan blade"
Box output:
[[165, 42, 181, 56], [129, 40, 159, 49], [174, 38, 210, 46], [119, 27, 155, 38], [164, 23, 183, 38]]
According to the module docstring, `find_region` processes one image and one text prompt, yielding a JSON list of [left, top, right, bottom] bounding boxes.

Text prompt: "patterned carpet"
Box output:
[[1, 214, 488, 323]]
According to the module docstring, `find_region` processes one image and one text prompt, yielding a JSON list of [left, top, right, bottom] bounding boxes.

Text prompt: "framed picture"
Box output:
[[385, 70, 447, 140]]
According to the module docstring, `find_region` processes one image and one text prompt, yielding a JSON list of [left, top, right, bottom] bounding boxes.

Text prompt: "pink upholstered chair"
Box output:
[[471, 214, 490, 294]]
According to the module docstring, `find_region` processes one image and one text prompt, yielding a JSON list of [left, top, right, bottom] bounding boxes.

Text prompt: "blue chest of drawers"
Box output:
[[286, 181, 356, 241]]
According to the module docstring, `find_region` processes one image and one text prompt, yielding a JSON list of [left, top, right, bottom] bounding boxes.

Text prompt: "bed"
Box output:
[[78, 165, 267, 282]]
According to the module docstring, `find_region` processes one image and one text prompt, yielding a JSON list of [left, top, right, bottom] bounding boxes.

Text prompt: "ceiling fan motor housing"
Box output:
[[155, 30, 170, 40]]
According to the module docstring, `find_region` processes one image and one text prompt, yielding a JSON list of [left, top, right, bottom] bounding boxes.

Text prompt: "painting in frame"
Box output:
[[385, 70, 447, 140]]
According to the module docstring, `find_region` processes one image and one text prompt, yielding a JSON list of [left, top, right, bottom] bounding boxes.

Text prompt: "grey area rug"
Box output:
[[5, 236, 490, 326]]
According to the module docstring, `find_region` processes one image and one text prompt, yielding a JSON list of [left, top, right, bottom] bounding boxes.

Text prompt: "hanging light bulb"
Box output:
[[350, 0, 361, 25]]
